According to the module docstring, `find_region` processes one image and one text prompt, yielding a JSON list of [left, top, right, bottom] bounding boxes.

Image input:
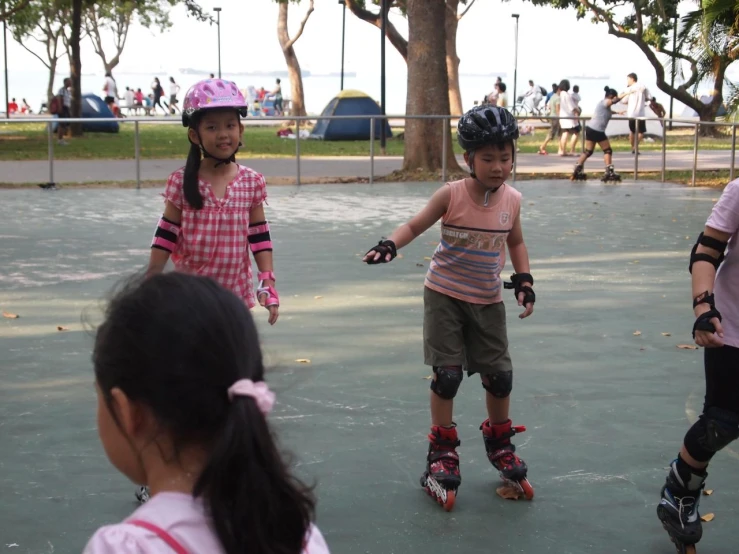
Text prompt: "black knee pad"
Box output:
[[684, 407, 739, 462], [481, 371, 513, 398], [603, 148, 613, 155], [584, 149, 594, 158], [430, 366, 463, 399]]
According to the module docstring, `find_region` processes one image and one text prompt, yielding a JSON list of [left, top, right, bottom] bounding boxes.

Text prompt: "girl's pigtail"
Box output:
[[183, 142, 203, 209], [194, 401, 315, 554]]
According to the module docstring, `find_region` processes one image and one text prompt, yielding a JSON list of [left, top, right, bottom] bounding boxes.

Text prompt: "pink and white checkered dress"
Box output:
[[162, 165, 267, 308]]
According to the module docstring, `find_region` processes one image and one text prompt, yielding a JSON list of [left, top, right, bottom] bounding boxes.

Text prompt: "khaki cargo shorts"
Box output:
[[423, 286, 512, 376]]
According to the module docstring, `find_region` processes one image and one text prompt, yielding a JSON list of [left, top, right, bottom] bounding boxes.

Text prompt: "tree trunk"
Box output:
[[70, 0, 83, 136], [445, 0, 463, 116], [403, 0, 460, 173], [277, 2, 309, 118], [47, 58, 57, 105]]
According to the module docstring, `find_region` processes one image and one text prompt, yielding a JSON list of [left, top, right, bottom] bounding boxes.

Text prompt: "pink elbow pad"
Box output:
[[151, 216, 181, 253], [248, 220, 272, 254]]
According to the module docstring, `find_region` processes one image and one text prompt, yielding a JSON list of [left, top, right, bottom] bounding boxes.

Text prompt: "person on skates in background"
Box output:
[[657, 179, 739, 553], [363, 105, 536, 511], [571, 87, 622, 183]]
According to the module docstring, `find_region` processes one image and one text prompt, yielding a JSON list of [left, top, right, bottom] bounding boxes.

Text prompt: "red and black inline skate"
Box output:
[[420, 424, 461, 512], [481, 418, 534, 500]]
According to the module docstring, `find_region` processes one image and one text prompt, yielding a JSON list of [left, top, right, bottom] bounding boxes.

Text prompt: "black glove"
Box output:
[[504, 273, 535, 305], [692, 292, 722, 338], [364, 239, 397, 264]]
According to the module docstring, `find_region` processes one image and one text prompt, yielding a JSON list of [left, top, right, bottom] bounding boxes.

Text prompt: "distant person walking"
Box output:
[[270, 78, 283, 116], [103, 71, 118, 112], [557, 79, 578, 157], [538, 85, 561, 155], [151, 77, 167, 115], [169, 77, 181, 114], [56, 77, 71, 145]]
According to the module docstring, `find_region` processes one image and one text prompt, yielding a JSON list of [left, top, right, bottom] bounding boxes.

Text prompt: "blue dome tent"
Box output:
[[310, 89, 391, 141], [52, 94, 119, 133]]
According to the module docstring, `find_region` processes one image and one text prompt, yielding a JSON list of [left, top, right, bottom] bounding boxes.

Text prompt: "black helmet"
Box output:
[[457, 105, 519, 152]]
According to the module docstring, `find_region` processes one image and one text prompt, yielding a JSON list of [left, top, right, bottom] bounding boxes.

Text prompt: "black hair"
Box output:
[[628, 72, 638, 81], [604, 86, 618, 98], [558, 79, 570, 92], [551, 83, 558, 91], [573, 85, 579, 93], [93, 273, 315, 554], [499, 82, 507, 92], [183, 134, 204, 210]]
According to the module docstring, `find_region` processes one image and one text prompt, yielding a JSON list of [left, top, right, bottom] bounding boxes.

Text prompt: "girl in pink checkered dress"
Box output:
[[147, 79, 279, 327]]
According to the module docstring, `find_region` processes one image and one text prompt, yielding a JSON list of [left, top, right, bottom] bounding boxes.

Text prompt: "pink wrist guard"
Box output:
[[257, 281, 279, 308], [258, 271, 276, 282], [248, 221, 273, 254], [151, 216, 181, 253]]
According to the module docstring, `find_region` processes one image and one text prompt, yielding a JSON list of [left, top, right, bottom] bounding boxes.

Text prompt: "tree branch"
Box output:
[[345, 0, 408, 61], [285, 0, 314, 50], [0, 0, 30, 21], [14, 37, 52, 69], [578, 0, 708, 113], [458, 0, 476, 20]]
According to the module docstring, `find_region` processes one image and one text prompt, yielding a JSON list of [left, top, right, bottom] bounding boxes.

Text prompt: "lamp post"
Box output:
[[669, 14, 677, 130], [214, 7, 222, 79], [3, 18, 9, 119], [380, 0, 386, 154], [339, 0, 346, 91], [511, 14, 519, 112]]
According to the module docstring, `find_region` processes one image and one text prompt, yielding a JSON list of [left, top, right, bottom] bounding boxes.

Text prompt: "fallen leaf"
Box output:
[[700, 513, 715, 522], [295, 358, 311, 364], [423, 375, 433, 380], [57, 325, 68, 331], [661, 332, 672, 337], [640, 347, 646, 351], [703, 489, 714, 496], [672, 218, 677, 222], [496, 484, 524, 500], [633, 330, 642, 336], [314, 296, 323, 300], [677, 344, 699, 350], [416, 263, 424, 267], [2, 311, 19, 319], [423, 256, 432, 261], [396, 254, 404, 259]]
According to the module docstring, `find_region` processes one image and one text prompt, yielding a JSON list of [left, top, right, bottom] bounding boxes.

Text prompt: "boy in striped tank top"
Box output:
[[363, 106, 536, 511]]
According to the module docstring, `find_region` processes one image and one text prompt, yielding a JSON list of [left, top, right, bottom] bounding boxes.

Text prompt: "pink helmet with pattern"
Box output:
[[181, 78, 248, 127]]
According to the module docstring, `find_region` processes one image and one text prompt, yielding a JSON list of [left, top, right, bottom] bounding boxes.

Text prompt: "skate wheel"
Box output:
[[519, 478, 535, 500], [443, 489, 456, 512]]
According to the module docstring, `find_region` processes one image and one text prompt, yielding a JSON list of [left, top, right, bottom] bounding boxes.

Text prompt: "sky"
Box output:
[[1, 0, 732, 111]]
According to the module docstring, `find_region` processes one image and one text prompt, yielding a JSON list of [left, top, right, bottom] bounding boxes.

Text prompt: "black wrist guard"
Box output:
[[504, 273, 535, 305], [365, 239, 397, 264]]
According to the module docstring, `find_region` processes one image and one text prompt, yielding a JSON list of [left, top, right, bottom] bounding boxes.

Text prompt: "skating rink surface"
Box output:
[[1, 180, 737, 553]]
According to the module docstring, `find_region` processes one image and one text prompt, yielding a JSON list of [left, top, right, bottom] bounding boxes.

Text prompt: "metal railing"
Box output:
[[1, 113, 736, 188]]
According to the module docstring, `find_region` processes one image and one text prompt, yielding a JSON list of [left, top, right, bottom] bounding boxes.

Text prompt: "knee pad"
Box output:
[[684, 407, 739, 462], [430, 366, 463, 399], [481, 371, 513, 399], [603, 148, 613, 155], [584, 149, 594, 158]]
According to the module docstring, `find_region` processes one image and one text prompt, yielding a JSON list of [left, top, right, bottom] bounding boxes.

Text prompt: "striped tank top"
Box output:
[[424, 179, 521, 305]]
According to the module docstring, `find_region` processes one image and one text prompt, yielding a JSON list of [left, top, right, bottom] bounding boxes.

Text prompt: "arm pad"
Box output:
[[689, 232, 727, 274], [151, 216, 181, 253], [248, 221, 273, 254]]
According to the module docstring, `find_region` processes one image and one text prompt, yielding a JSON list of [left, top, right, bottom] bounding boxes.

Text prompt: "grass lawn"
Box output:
[[0, 120, 735, 161]]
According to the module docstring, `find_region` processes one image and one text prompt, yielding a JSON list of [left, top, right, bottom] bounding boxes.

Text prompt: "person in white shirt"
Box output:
[[619, 72, 652, 153], [558, 79, 579, 156], [103, 72, 118, 107], [523, 80, 543, 111], [124, 87, 135, 116], [169, 77, 181, 114]]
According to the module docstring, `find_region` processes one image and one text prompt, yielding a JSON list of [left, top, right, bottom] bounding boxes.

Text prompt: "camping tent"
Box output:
[[53, 94, 119, 133], [310, 89, 391, 141], [681, 95, 727, 118]]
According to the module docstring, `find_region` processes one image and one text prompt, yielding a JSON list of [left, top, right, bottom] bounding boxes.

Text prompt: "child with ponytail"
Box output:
[[83, 273, 329, 554]]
